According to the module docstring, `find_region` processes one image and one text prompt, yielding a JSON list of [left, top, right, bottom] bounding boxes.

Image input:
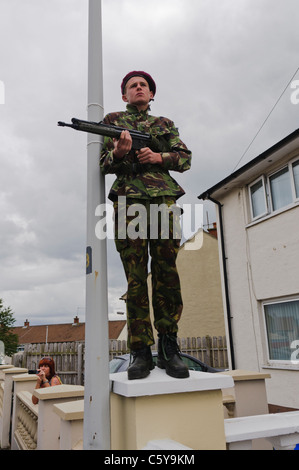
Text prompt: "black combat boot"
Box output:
[[127, 346, 155, 380], [157, 333, 189, 379]]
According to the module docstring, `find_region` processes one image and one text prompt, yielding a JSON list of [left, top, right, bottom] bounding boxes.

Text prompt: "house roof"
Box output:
[[198, 128, 299, 201], [13, 319, 126, 344]]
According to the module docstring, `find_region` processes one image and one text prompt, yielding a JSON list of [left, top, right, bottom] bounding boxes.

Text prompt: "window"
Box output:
[[292, 160, 299, 199], [269, 166, 293, 211], [264, 299, 299, 362], [248, 157, 299, 222], [249, 177, 268, 219]]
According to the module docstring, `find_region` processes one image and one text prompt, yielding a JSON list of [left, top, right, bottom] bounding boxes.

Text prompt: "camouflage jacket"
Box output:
[[100, 104, 192, 201]]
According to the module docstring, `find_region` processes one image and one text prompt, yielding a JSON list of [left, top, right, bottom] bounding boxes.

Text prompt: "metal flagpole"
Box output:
[[83, 0, 110, 450]]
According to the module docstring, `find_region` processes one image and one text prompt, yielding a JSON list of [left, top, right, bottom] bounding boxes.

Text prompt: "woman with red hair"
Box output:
[[32, 356, 62, 405]]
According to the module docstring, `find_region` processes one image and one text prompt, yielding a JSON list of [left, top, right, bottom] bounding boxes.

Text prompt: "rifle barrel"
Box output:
[[57, 118, 152, 143]]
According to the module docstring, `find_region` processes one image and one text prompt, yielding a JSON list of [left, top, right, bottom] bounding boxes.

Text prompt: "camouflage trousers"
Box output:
[[114, 196, 183, 351]]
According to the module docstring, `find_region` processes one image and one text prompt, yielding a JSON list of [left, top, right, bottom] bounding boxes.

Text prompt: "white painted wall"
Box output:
[[217, 185, 299, 409]]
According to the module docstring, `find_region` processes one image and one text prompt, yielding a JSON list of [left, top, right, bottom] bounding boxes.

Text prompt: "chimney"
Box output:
[[208, 222, 218, 239], [23, 319, 29, 328], [73, 315, 79, 326]]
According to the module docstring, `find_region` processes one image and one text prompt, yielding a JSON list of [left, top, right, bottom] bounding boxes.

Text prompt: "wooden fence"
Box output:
[[12, 336, 228, 385], [110, 336, 228, 369]]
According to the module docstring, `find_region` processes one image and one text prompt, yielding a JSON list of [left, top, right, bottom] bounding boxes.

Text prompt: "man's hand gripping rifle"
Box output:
[[58, 117, 170, 154]]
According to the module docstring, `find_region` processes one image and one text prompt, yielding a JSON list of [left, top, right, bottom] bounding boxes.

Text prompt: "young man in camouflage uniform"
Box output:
[[100, 71, 192, 380]]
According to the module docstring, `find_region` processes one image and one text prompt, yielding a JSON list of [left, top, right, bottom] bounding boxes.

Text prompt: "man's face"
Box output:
[[122, 76, 153, 110]]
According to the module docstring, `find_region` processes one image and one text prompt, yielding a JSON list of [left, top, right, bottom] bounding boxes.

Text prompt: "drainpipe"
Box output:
[[205, 195, 236, 370]]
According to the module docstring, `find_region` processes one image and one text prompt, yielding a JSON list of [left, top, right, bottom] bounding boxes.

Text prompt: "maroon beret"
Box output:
[[121, 71, 156, 96]]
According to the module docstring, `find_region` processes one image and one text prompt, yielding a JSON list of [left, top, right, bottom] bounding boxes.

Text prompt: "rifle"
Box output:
[[57, 117, 171, 153]]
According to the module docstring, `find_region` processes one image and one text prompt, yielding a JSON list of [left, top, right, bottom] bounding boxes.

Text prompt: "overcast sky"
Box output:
[[0, 0, 299, 326]]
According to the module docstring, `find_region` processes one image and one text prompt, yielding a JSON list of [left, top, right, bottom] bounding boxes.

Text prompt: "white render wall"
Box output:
[[246, 206, 299, 300], [216, 186, 299, 409]]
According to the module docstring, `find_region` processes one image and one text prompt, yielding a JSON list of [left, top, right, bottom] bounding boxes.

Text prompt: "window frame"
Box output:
[[268, 164, 293, 213], [248, 175, 269, 221], [248, 156, 299, 223], [262, 298, 299, 367], [290, 157, 299, 202]]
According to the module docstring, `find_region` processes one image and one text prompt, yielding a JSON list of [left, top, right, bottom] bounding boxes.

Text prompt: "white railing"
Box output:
[[0, 382, 4, 417], [11, 386, 85, 451], [0, 366, 28, 448], [14, 391, 38, 450], [225, 412, 299, 450], [15, 384, 84, 450], [0, 366, 85, 450], [53, 399, 84, 450]]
